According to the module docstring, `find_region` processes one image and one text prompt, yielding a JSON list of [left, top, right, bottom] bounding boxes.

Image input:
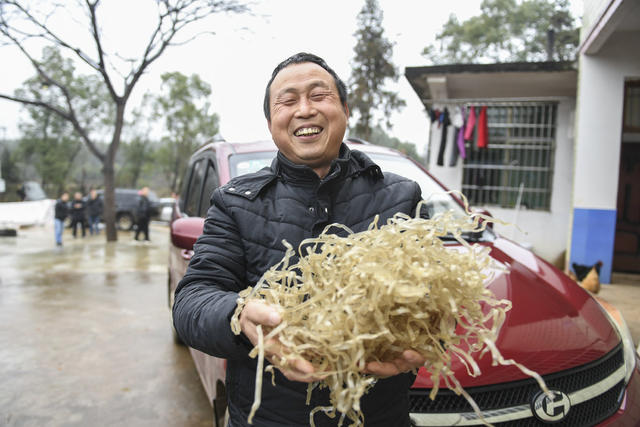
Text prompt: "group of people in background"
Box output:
[[54, 189, 103, 245], [53, 187, 152, 247]]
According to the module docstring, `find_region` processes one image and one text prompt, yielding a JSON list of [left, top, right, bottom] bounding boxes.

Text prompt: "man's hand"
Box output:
[[238, 299, 323, 383], [364, 350, 426, 378]]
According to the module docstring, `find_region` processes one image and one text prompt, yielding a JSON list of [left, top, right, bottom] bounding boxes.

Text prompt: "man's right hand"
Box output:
[[238, 299, 323, 383]]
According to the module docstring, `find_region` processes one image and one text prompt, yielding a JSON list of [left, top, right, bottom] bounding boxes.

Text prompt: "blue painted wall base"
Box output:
[[569, 208, 616, 284]]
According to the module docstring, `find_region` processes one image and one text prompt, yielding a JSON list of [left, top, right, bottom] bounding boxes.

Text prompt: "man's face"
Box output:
[[268, 62, 348, 177]]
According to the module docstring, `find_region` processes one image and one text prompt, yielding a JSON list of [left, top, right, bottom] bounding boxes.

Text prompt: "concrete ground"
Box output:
[[0, 223, 211, 427], [600, 272, 640, 346], [1, 223, 639, 427]]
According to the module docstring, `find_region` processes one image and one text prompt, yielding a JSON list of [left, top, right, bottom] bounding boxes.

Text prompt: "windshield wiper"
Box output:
[[439, 230, 487, 243]]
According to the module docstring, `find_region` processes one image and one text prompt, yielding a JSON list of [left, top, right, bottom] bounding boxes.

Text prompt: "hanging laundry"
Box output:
[[464, 106, 476, 141], [436, 107, 451, 166], [449, 126, 460, 166], [456, 125, 466, 159], [457, 107, 467, 159], [429, 109, 441, 127], [451, 107, 464, 128], [477, 106, 489, 149], [438, 109, 445, 128]]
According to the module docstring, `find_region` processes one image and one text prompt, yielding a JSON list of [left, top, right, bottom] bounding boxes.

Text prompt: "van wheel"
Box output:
[[116, 213, 134, 231], [213, 382, 228, 427]]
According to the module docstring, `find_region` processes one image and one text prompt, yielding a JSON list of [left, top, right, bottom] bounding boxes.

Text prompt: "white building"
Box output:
[[405, 62, 577, 269], [569, 0, 640, 283], [405, 0, 640, 283]]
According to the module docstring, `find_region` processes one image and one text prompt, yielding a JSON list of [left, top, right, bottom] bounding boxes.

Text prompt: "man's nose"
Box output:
[[295, 98, 316, 117]]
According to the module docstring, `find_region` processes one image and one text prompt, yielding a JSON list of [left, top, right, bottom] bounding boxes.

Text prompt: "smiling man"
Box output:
[[173, 53, 425, 426]]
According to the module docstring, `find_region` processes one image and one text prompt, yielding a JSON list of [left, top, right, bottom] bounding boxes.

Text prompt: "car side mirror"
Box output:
[[171, 217, 205, 250]]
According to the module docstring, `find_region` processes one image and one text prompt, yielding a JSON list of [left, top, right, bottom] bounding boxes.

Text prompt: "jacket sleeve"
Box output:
[[172, 187, 252, 360]]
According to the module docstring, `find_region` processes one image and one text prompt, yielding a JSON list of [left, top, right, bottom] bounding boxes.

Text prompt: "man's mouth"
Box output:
[[294, 126, 322, 137]]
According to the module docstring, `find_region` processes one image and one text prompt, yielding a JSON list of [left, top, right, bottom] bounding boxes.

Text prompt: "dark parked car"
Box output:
[[96, 188, 161, 230], [168, 139, 640, 426]]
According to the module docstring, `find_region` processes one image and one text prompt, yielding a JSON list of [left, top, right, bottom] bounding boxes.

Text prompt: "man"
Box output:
[[69, 191, 87, 238], [54, 192, 69, 246], [134, 186, 151, 242], [86, 188, 103, 235], [173, 53, 425, 426]]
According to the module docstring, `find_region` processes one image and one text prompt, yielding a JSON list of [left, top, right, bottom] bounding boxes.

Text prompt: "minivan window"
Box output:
[[199, 160, 220, 217], [229, 152, 276, 178], [184, 159, 206, 217]]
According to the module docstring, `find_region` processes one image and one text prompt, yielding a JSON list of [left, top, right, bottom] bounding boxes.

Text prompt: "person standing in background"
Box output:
[[70, 191, 87, 238], [54, 192, 69, 246], [134, 186, 151, 242], [86, 188, 103, 235]]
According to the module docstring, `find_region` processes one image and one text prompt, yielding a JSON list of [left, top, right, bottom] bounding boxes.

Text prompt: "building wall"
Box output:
[[570, 30, 640, 283], [427, 99, 575, 265]]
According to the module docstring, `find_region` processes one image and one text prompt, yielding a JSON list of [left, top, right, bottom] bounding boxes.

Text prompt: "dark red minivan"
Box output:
[[168, 139, 640, 426]]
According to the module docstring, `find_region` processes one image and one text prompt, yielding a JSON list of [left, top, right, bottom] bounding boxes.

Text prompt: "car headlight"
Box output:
[[599, 303, 637, 384]]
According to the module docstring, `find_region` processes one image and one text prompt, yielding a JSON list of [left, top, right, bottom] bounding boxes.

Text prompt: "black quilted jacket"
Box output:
[[173, 144, 422, 427]]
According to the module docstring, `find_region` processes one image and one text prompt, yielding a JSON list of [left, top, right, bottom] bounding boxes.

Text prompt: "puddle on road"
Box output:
[[0, 224, 170, 285], [0, 224, 212, 426]]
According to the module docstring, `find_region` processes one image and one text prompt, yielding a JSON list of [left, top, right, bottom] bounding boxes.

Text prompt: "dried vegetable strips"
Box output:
[[231, 198, 549, 426]]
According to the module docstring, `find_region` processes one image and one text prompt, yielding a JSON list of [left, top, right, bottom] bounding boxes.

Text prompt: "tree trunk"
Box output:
[[103, 163, 117, 241], [103, 103, 126, 242]]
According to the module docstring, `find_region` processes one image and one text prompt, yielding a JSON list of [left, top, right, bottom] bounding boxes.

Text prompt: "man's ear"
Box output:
[[344, 103, 350, 118], [267, 119, 272, 134]]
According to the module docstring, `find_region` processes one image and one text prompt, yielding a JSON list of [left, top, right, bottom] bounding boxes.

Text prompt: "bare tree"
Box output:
[[0, 0, 249, 241]]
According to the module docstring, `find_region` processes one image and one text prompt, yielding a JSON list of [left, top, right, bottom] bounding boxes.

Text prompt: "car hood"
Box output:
[[413, 237, 620, 389]]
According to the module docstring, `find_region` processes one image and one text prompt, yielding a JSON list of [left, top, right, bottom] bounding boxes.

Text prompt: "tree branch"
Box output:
[[1, 1, 105, 73], [85, 0, 119, 101], [0, 93, 105, 162]]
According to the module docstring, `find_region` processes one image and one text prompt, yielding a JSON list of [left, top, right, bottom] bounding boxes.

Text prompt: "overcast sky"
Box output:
[[0, 0, 583, 155]]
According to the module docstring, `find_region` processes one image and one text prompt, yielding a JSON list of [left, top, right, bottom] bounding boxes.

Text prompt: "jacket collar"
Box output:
[[223, 143, 383, 201], [273, 143, 381, 184]]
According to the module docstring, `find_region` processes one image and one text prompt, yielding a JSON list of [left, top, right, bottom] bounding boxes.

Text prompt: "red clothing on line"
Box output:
[[477, 106, 488, 148]]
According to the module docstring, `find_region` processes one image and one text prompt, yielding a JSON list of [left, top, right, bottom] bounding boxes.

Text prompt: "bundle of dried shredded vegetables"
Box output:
[[231, 197, 549, 426]]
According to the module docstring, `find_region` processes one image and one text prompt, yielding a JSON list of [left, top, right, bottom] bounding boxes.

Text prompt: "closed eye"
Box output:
[[310, 92, 331, 101]]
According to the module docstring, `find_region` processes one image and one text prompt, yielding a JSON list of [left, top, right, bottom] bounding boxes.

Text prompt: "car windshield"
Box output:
[[229, 150, 467, 219], [365, 153, 466, 218]]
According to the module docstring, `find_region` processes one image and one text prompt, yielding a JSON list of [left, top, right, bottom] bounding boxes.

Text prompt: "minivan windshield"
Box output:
[[228, 150, 466, 219]]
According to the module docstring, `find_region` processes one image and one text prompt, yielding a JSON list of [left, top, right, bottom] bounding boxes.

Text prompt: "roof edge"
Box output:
[[405, 61, 577, 78]]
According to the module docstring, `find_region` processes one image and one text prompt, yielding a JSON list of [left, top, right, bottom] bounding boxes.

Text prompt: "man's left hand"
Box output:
[[364, 350, 426, 378]]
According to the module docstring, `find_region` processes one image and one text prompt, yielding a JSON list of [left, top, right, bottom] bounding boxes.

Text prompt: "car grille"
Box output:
[[410, 344, 625, 426]]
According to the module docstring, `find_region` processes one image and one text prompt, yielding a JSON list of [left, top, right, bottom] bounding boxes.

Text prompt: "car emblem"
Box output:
[[531, 389, 571, 423]]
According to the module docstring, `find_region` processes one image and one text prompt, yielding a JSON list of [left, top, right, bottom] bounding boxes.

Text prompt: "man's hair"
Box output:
[[263, 52, 348, 121]]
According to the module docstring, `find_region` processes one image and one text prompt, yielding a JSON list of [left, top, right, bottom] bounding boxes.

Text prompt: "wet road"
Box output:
[[0, 224, 211, 426], [2, 223, 640, 427]]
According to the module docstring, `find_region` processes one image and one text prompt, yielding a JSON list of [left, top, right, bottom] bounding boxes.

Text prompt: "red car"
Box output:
[[168, 139, 640, 426]]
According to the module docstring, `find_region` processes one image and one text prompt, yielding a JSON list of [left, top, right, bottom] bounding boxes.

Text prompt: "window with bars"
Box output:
[[461, 103, 557, 211]]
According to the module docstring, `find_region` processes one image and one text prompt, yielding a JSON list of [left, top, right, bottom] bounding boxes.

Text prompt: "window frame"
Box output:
[[182, 158, 207, 217], [198, 159, 220, 218], [461, 102, 558, 211], [623, 80, 640, 133], [181, 153, 220, 218]]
